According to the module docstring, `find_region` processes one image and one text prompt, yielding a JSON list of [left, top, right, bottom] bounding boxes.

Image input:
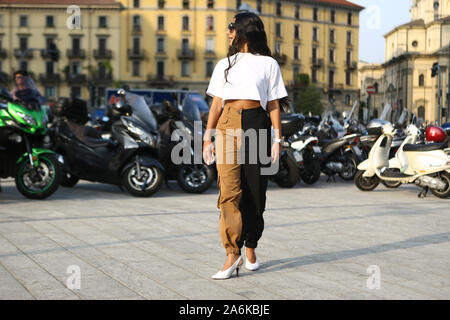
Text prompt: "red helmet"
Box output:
[[426, 126, 447, 143]]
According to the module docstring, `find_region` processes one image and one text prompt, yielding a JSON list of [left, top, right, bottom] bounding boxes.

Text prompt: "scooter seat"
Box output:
[[403, 143, 447, 152]]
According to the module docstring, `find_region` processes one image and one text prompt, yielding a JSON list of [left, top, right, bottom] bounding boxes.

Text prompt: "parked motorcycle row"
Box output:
[[1, 79, 450, 200]]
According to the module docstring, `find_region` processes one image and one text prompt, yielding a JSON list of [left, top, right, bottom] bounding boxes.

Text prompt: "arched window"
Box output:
[[418, 106, 425, 120], [374, 82, 379, 93], [419, 74, 425, 87]]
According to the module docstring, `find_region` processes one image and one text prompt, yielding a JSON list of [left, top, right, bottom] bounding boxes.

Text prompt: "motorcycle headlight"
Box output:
[[122, 118, 155, 147], [17, 112, 37, 126]]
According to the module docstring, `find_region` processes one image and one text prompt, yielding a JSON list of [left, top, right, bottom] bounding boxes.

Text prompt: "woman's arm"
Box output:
[[203, 96, 223, 142], [266, 99, 282, 163]]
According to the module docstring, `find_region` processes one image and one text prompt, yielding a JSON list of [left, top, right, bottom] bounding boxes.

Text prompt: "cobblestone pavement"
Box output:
[[0, 176, 449, 300]]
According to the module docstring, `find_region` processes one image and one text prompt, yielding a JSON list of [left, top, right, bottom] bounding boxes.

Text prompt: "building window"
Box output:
[[20, 61, 28, 71], [181, 38, 190, 50], [276, 2, 282, 16], [182, 16, 189, 31], [132, 37, 141, 53], [46, 61, 54, 75], [347, 31, 352, 45], [331, 10, 336, 23], [46, 16, 55, 28], [346, 71, 351, 85], [181, 61, 190, 77], [346, 49, 352, 65], [19, 37, 28, 51], [158, 0, 165, 9], [274, 42, 281, 55], [329, 48, 335, 63], [70, 61, 81, 75], [133, 15, 141, 31], [312, 69, 317, 83], [72, 37, 81, 52], [419, 74, 425, 87], [206, 61, 214, 77], [312, 47, 317, 62], [347, 12, 353, 26], [206, 15, 214, 31], [293, 45, 299, 60], [257, 0, 262, 13], [328, 70, 334, 88], [70, 86, 81, 99], [19, 15, 28, 27], [295, 5, 300, 19], [158, 16, 165, 30], [157, 37, 165, 52], [132, 60, 141, 76], [45, 86, 55, 98], [206, 37, 215, 52], [99, 16, 107, 28], [157, 61, 165, 78], [330, 29, 335, 43], [45, 37, 55, 51], [313, 8, 318, 21], [0, 15, 3, 27], [133, 0, 140, 8], [207, 0, 214, 9], [275, 23, 281, 37], [345, 95, 351, 105], [183, 0, 190, 9], [294, 25, 300, 40], [312, 27, 318, 42], [98, 38, 107, 53]]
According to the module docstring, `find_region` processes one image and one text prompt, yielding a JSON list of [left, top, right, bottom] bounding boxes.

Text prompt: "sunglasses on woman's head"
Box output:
[[228, 22, 235, 31]]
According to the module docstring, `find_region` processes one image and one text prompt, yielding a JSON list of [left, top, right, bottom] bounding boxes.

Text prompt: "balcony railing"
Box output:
[[93, 49, 113, 59], [14, 49, 33, 59], [147, 74, 174, 86], [39, 73, 60, 83], [345, 61, 357, 70], [273, 53, 287, 66], [128, 48, 146, 59], [67, 49, 86, 59], [310, 58, 323, 68], [92, 72, 113, 83], [177, 48, 195, 60], [66, 73, 87, 83]]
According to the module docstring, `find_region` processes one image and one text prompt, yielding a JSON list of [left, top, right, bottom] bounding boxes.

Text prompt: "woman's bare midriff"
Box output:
[[225, 99, 261, 110]]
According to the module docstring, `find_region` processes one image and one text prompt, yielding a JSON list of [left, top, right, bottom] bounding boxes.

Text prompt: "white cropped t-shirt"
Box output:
[[206, 52, 288, 110]]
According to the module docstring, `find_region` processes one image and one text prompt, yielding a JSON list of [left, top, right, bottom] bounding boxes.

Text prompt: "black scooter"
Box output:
[[50, 89, 164, 197], [150, 95, 215, 193]]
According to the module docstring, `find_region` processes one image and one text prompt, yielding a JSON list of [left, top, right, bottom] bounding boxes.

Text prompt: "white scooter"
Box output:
[[355, 123, 450, 198]]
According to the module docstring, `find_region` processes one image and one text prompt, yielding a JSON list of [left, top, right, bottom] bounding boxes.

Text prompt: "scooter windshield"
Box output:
[[125, 92, 158, 131], [180, 94, 201, 122]]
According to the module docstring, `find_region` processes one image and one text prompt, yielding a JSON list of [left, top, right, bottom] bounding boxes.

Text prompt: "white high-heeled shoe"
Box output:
[[211, 256, 242, 280], [245, 257, 260, 271]]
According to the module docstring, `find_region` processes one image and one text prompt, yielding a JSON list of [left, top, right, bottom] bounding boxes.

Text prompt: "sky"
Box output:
[[351, 0, 411, 63]]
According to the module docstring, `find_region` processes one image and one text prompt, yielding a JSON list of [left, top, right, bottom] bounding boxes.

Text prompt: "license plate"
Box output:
[[293, 151, 303, 162], [313, 146, 321, 153]]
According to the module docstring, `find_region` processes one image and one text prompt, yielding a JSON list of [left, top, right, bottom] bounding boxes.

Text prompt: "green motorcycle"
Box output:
[[0, 78, 62, 199]]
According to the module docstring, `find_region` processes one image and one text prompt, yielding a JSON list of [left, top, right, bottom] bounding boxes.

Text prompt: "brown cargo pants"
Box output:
[[215, 103, 272, 256]]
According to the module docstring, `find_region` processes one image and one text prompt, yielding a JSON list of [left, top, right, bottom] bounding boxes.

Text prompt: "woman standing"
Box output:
[[203, 12, 288, 279]]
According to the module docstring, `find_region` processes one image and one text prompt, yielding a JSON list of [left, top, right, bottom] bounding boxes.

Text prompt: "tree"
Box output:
[[294, 85, 324, 115]]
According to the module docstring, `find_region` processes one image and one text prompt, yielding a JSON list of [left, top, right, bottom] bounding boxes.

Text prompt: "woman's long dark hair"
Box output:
[[225, 12, 272, 83]]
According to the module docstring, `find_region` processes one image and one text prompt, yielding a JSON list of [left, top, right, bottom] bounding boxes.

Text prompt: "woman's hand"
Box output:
[[203, 141, 216, 165], [271, 141, 282, 164]]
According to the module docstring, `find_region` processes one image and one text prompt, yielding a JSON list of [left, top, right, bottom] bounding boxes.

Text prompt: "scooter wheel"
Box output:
[[354, 170, 379, 191], [275, 156, 300, 188], [339, 154, 357, 181], [430, 172, 450, 198], [381, 180, 402, 189], [177, 164, 215, 194], [122, 165, 163, 197]]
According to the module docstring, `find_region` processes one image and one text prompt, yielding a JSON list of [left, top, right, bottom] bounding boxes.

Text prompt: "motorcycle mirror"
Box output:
[[117, 88, 126, 97]]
